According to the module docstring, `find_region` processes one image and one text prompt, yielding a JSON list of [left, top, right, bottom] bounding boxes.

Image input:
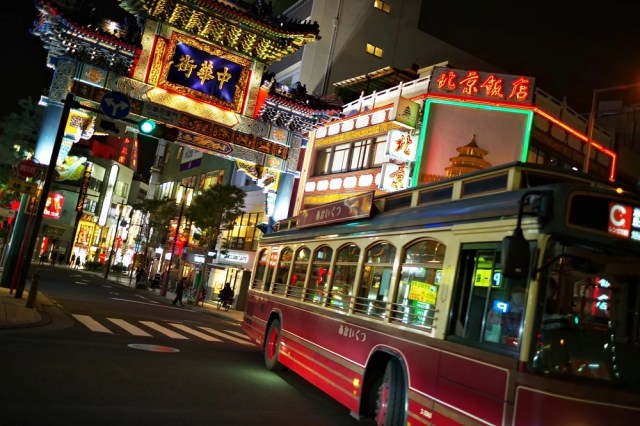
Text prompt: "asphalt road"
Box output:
[[0, 267, 363, 426]]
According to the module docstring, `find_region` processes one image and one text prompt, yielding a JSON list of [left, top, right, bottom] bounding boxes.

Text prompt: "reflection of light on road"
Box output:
[[128, 343, 180, 353]]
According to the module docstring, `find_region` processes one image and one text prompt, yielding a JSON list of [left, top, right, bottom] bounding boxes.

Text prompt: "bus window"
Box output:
[[306, 246, 333, 304], [273, 247, 293, 295], [355, 242, 396, 318], [531, 240, 640, 385], [288, 247, 310, 299], [252, 248, 269, 290], [392, 239, 444, 330], [449, 244, 526, 353], [328, 244, 360, 310]]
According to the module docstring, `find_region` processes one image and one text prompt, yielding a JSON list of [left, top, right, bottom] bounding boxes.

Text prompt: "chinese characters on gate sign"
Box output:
[[429, 67, 535, 105]]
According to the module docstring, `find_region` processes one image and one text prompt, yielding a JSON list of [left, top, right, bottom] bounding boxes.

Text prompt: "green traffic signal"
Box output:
[[137, 119, 179, 141], [138, 119, 157, 134]]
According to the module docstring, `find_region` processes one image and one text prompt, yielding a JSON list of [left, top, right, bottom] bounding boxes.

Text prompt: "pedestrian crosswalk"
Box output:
[[71, 314, 253, 345]]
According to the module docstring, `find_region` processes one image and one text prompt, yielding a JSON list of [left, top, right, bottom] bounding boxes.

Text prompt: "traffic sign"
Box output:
[[16, 159, 40, 179], [95, 113, 127, 136], [100, 91, 131, 120]]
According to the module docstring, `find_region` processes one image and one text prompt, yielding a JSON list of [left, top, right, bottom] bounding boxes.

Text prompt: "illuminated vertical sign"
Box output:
[[43, 193, 64, 219], [386, 129, 417, 162], [608, 202, 640, 240], [98, 164, 119, 226], [380, 163, 410, 192]]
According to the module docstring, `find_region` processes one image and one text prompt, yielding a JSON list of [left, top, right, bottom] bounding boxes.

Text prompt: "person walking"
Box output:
[[74, 256, 81, 269], [172, 277, 186, 307]]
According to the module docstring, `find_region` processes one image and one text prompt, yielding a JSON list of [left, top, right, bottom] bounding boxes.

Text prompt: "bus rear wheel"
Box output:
[[375, 361, 405, 426], [264, 319, 286, 371]]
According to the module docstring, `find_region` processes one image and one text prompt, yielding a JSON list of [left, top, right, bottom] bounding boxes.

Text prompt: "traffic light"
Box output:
[[137, 119, 179, 141]]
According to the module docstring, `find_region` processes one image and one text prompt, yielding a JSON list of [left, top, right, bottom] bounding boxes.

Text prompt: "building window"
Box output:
[[313, 138, 385, 177], [199, 170, 224, 191], [366, 43, 383, 58], [374, 0, 391, 13], [221, 211, 264, 251]]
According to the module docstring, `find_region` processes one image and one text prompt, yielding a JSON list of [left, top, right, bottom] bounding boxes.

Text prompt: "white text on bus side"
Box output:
[[338, 324, 367, 342], [420, 408, 433, 419]]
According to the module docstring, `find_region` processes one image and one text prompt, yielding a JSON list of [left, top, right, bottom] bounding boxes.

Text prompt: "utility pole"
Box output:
[[14, 93, 79, 298], [160, 185, 190, 297], [103, 204, 125, 279]]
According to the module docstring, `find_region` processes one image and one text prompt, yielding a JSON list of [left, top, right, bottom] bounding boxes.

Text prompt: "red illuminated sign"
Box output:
[[429, 67, 535, 105], [608, 202, 633, 238], [43, 192, 64, 219]]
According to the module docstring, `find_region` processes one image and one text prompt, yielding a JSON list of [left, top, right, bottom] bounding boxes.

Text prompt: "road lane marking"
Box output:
[[107, 318, 152, 336], [72, 314, 113, 333], [139, 321, 188, 339], [198, 327, 253, 345], [170, 323, 222, 341]]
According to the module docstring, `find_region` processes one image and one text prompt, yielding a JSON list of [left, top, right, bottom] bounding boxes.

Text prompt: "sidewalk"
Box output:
[[0, 265, 244, 329]]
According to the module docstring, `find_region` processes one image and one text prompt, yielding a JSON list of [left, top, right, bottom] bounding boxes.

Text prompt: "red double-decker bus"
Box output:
[[242, 162, 640, 425]]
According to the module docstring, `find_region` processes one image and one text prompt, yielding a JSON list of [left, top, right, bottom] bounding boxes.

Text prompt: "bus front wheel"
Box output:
[[264, 319, 286, 371], [375, 361, 405, 426]]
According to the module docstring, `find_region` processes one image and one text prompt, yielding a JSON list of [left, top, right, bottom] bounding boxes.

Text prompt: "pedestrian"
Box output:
[[58, 252, 65, 265], [74, 256, 81, 269], [39, 252, 47, 265], [172, 277, 186, 306], [70, 253, 76, 266], [135, 267, 145, 285], [50, 250, 58, 266]]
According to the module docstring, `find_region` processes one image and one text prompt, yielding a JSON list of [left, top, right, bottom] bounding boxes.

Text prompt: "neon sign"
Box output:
[[608, 202, 640, 241], [429, 67, 535, 105]]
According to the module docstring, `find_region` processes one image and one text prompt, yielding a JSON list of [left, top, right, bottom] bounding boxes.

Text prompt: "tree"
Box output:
[[0, 97, 44, 188], [185, 184, 246, 251], [130, 197, 179, 263]]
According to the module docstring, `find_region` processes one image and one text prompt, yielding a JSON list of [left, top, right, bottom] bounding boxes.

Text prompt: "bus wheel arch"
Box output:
[[359, 349, 407, 425], [263, 314, 287, 371]]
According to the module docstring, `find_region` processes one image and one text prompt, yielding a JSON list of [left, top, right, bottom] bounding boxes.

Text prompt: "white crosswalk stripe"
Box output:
[[107, 318, 152, 336], [170, 323, 222, 341], [198, 327, 253, 345], [73, 314, 113, 333], [139, 320, 189, 339], [73, 315, 249, 344]]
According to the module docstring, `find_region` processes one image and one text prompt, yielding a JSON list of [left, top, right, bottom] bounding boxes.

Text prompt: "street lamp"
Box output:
[[160, 184, 192, 296], [584, 82, 640, 173]]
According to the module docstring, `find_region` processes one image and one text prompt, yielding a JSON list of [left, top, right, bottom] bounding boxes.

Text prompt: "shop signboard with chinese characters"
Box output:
[[414, 67, 536, 186], [386, 129, 417, 163], [7, 177, 38, 196], [380, 163, 411, 191], [429, 67, 535, 105]]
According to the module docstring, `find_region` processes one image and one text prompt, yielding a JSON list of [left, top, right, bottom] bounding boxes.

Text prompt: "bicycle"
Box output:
[[216, 297, 232, 311]]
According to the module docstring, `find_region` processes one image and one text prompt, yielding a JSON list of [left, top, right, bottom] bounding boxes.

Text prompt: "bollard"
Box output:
[[26, 270, 40, 309]]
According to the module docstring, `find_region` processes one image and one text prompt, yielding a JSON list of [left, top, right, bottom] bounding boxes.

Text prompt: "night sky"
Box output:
[[2, 1, 640, 119]]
